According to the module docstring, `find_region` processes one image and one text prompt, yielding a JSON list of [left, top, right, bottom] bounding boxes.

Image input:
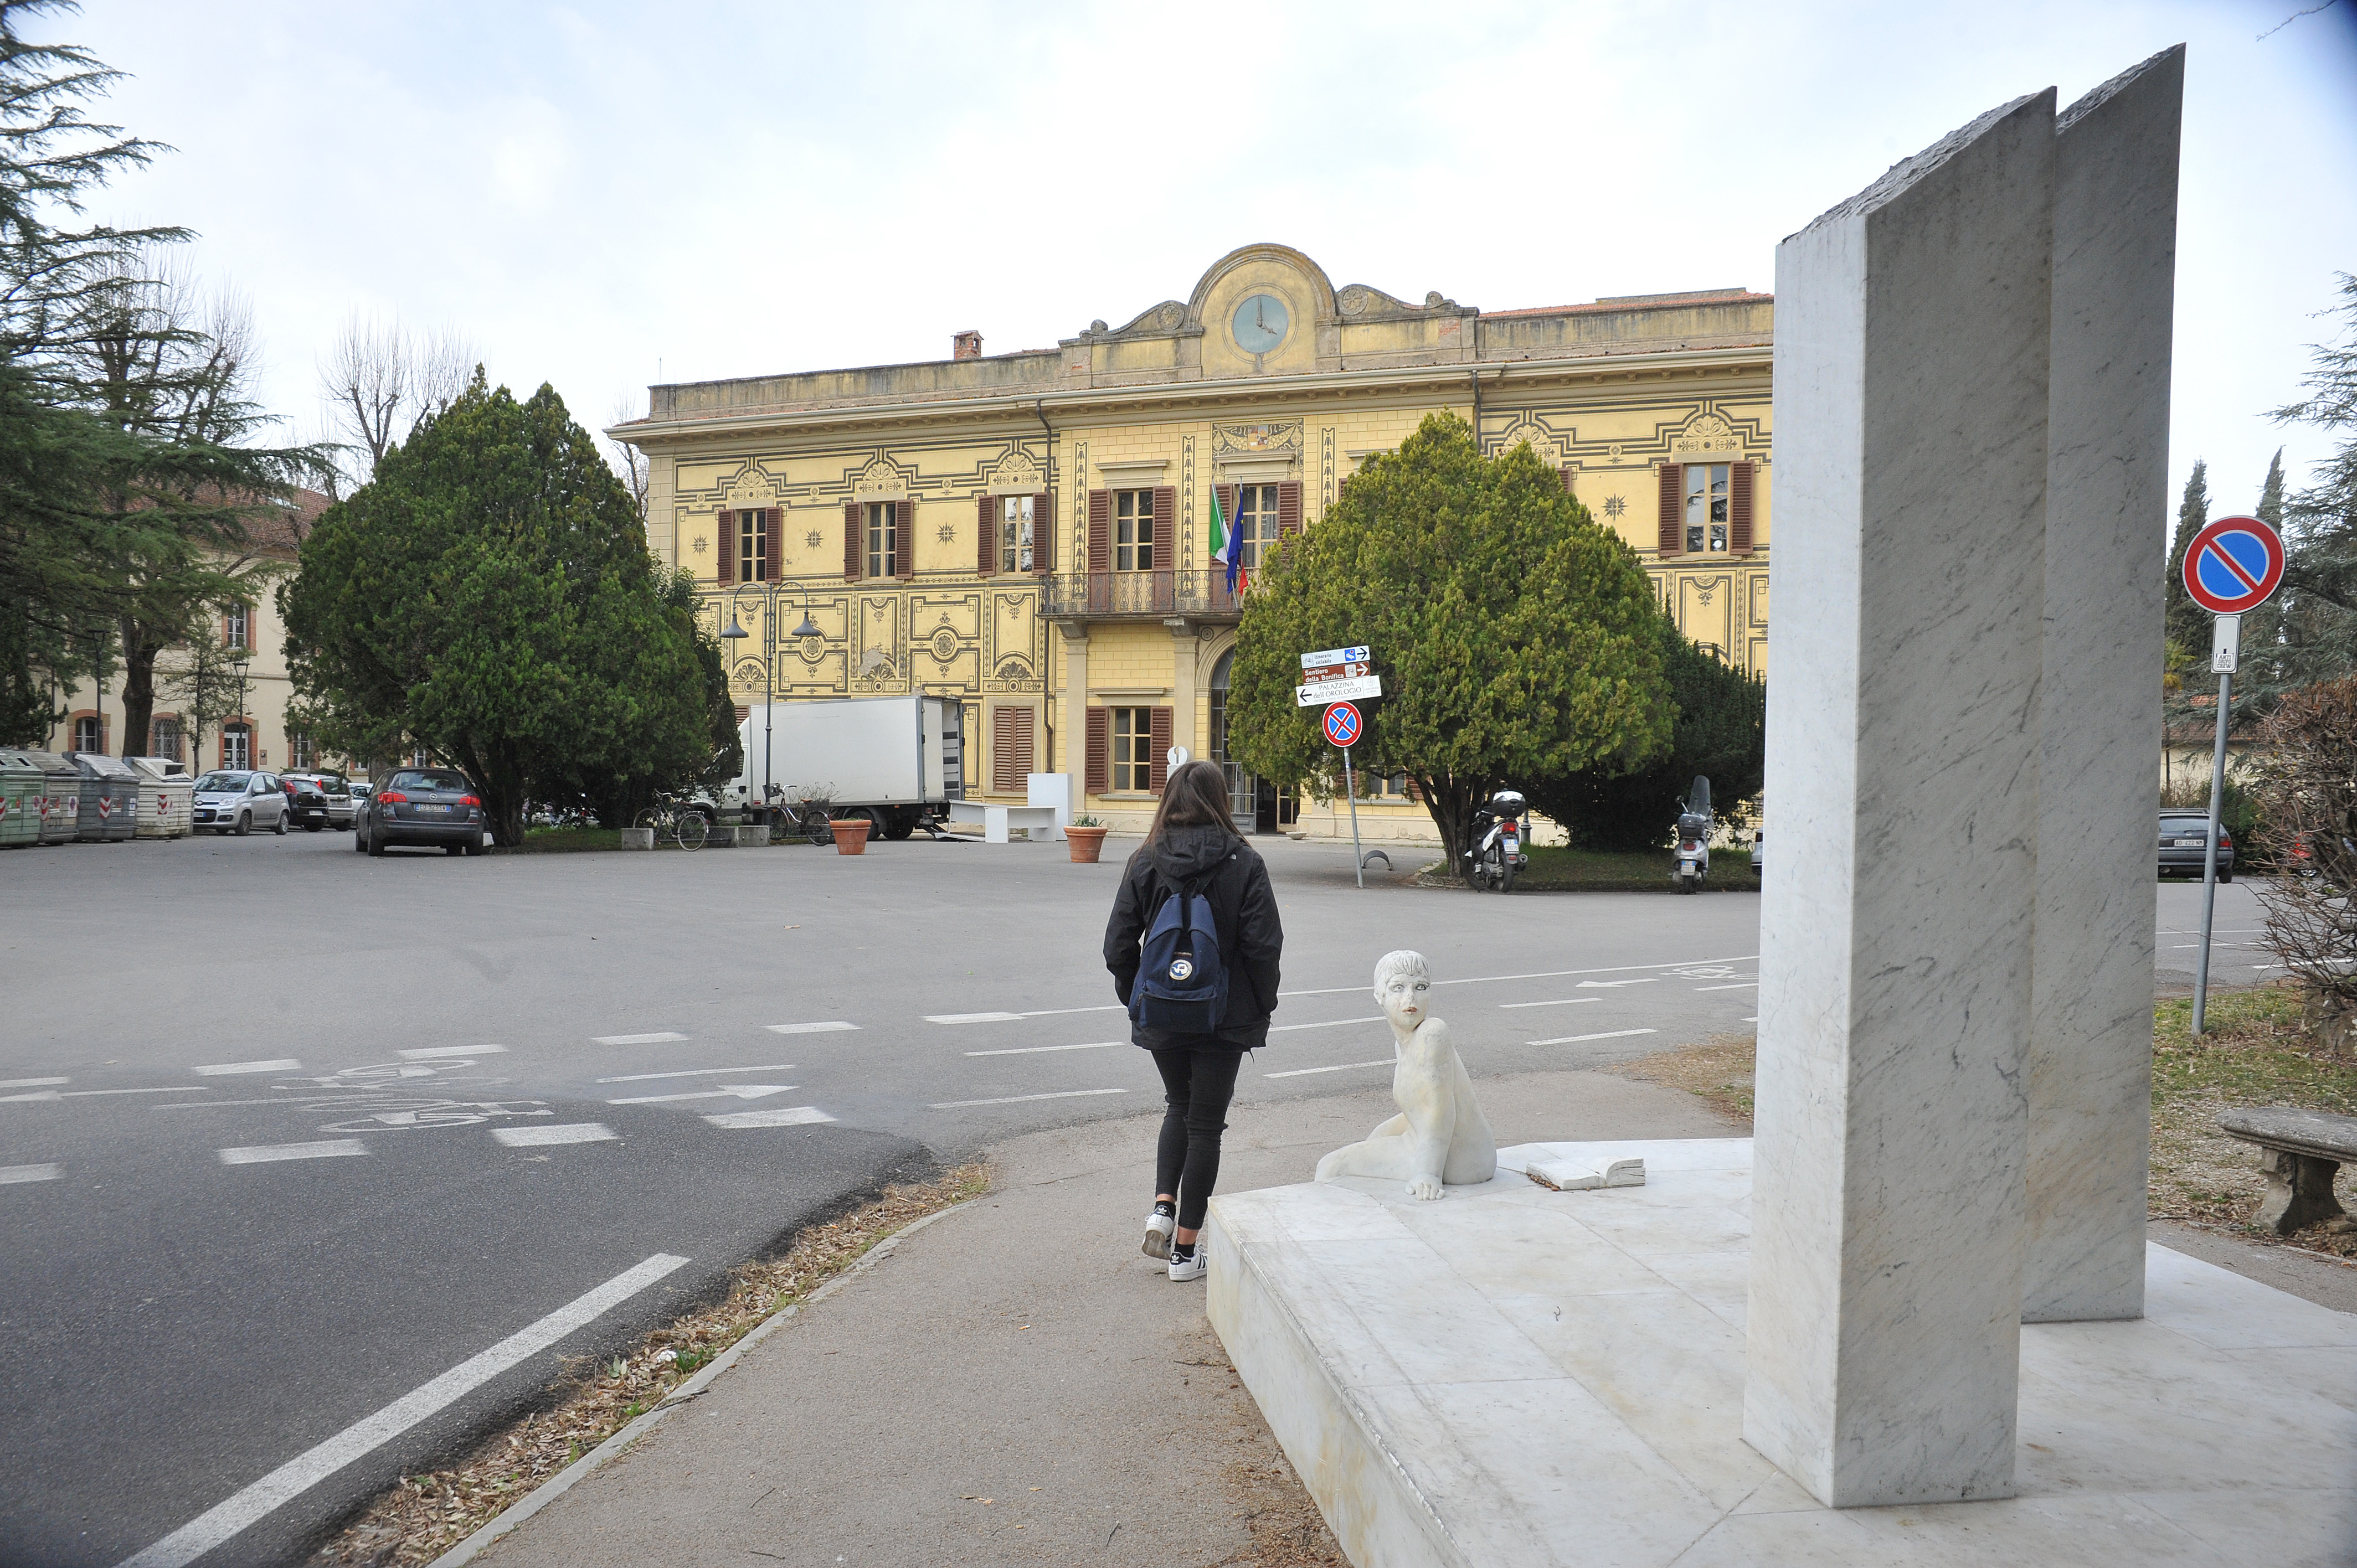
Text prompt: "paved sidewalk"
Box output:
[[471, 1066, 1736, 1568]]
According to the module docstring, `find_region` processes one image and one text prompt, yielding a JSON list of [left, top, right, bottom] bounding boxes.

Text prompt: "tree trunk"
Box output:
[[1418, 773, 1489, 883], [117, 616, 161, 758]]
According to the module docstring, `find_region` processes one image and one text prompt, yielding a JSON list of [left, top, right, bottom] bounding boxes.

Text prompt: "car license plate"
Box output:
[[418, 803, 450, 814], [2172, 838, 2200, 847]]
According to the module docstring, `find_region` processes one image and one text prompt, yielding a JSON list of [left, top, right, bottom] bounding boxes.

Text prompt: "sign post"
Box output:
[[2181, 515, 2285, 1034], [1322, 700, 1367, 888]]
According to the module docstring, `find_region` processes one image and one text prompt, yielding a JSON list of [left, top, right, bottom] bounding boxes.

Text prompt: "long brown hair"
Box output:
[[1145, 759, 1241, 845]]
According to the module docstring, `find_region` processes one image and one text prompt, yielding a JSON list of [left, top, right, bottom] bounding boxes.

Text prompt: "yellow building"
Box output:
[[614, 245, 1772, 838]]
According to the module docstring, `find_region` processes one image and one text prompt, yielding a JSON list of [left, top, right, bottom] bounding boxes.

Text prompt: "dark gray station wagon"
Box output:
[[2158, 811, 2234, 883], [357, 768, 486, 857]]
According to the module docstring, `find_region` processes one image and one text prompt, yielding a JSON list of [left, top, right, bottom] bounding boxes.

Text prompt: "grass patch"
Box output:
[[500, 826, 622, 854], [1417, 844, 1760, 893], [317, 1164, 990, 1566], [1610, 983, 2357, 1257]]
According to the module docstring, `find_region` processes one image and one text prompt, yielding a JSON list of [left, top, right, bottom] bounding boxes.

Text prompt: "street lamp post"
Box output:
[[720, 580, 824, 822]]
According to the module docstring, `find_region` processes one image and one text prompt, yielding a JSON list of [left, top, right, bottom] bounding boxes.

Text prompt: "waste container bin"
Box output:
[[0, 749, 43, 848], [11, 749, 79, 843], [66, 751, 138, 842], [126, 756, 192, 838]]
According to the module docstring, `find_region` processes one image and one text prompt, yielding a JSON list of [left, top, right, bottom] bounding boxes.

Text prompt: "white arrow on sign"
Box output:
[[605, 1084, 799, 1105], [1301, 646, 1371, 668], [1296, 674, 1382, 706]]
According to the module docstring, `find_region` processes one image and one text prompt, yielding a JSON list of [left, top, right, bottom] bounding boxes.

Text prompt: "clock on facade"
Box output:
[[1231, 293, 1289, 354]]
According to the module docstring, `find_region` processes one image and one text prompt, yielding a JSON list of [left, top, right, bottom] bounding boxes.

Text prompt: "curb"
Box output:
[[427, 1195, 986, 1567]]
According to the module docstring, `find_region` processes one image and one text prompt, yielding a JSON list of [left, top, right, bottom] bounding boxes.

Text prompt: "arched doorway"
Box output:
[[1207, 649, 1296, 834]]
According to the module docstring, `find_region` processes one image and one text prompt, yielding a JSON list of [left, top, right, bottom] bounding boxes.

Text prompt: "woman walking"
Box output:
[[1104, 759, 1283, 1281]]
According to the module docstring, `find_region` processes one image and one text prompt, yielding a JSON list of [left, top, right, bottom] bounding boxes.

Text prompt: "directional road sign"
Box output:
[[1296, 674, 1382, 706], [1322, 702, 1362, 747], [1301, 661, 1372, 682], [1301, 646, 1370, 669], [2183, 515, 2285, 616]]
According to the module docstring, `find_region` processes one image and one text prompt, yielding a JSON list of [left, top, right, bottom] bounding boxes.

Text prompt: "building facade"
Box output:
[[615, 245, 1773, 837]]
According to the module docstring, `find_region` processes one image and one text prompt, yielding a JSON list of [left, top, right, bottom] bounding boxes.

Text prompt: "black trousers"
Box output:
[[1150, 1041, 1244, 1231]]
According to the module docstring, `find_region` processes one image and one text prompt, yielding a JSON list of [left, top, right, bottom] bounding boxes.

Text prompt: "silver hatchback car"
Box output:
[[190, 771, 290, 835]]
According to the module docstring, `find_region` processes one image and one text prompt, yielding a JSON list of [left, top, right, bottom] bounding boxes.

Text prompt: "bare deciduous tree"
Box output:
[[2251, 673, 2357, 1055], [317, 315, 477, 492], [606, 394, 649, 520]]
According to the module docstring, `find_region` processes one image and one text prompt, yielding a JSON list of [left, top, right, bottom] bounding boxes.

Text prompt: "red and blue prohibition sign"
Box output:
[[1322, 702, 1362, 748], [2183, 514, 2285, 616]]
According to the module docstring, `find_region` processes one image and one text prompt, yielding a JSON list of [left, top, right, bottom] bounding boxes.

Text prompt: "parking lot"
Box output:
[[0, 828, 2280, 1565]]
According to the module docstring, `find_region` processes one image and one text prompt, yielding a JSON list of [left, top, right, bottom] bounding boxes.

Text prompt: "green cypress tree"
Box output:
[[2162, 457, 2209, 662]]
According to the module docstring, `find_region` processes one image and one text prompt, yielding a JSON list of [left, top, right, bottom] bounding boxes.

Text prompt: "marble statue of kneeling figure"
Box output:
[[1315, 950, 1496, 1199]]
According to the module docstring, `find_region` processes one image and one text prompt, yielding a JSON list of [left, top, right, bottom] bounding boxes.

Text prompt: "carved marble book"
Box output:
[[1525, 1155, 1646, 1192]]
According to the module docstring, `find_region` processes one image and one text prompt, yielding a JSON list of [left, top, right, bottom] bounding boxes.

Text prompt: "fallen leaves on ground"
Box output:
[[314, 1163, 989, 1566], [1609, 1033, 1757, 1125]]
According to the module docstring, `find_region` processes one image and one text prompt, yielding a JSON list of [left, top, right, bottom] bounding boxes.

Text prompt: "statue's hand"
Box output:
[[1407, 1174, 1443, 1201]]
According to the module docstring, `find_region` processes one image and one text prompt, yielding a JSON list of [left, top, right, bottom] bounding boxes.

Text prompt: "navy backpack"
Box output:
[[1130, 868, 1231, 1033]]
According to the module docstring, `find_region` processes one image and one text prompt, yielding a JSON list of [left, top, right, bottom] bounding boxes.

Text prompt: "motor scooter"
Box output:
[[1464, 789, 1530, 892], [1674, 776, 1712, 894]]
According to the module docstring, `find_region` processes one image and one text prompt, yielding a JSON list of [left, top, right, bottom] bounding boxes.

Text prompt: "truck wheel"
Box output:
[[886, 810, 914, 841], [862, 807, 891, 840]]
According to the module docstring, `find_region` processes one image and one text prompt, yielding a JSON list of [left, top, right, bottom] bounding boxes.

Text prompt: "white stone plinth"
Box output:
[[1207, 1141, 2357, 1568], [2026, 47, 2182, 1324]]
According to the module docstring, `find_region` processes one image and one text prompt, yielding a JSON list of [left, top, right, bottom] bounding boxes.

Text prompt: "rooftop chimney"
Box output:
[[952, 329, 982, 360]]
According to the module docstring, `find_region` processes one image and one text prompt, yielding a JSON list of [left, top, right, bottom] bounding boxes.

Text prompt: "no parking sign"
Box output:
[[2182, 515, 2284, 616], [1322, 702, 1362, 748]]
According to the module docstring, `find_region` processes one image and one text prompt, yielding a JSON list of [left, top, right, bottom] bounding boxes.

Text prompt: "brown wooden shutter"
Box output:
[[1031, 491, 1052, 573], [1560, 465, 1577, 495], [763, 509, 781, 582], [1277, 480, 1302, 537], [1148, 707, 1173, 794], [977, 494, 998, 576], [991, 705, 1016, 792], [1214, 484, 1238, 550], [717, 510, 735, 584], [896, 499, 917, 579], [1151, 487, 1175, 569], [1658, 463, 1684, 555], [843, 502, 862, 580], [1087, 490, 1111, 573], [1084, 707, 1110, 796], [1729, 461, 1756, 555]]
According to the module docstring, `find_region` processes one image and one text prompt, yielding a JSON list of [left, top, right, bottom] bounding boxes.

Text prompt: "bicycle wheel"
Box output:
[[673, 809, 711, 851], [634, 807, 665, 835]]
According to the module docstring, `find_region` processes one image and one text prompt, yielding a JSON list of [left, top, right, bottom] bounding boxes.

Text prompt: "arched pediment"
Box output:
[[1185, 243, 1339, 327]]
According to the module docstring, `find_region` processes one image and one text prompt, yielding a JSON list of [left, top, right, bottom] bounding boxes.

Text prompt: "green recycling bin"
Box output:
[[0, 749, 41, 847], [13, 749, 79, 843], [66, 751, 138, 841]]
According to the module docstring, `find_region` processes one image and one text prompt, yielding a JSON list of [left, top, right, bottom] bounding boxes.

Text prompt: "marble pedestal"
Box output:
[[1207, 1140, 2357, 1568]]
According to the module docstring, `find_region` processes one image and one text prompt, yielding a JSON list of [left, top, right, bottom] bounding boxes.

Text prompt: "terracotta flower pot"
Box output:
[[1064, 826, 1109, 864], [831, 819, 871, 855]]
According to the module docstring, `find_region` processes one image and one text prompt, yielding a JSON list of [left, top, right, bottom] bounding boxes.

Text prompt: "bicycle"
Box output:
[[770, 793, 835, 846], [635, 799, 714, 851]]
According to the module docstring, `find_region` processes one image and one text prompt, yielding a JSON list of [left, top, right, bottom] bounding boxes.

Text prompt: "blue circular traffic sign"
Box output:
[[1322, 702, 1362, 748], [2183, 514, 2284, 616]]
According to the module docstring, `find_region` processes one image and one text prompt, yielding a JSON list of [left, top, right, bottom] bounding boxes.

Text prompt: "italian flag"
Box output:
[[1208, 487, 1247, 592]]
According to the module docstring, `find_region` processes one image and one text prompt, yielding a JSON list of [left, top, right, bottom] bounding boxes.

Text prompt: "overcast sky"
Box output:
[[51, 0, 2357, 522]]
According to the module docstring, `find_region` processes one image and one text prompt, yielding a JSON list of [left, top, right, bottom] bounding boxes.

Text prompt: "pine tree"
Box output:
[[2162, 458, 2209, 663], [2268, 272, 2357, 690]]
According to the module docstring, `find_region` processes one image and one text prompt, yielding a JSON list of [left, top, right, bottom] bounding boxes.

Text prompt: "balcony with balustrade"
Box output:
[[1041, 570, 1248, 623]]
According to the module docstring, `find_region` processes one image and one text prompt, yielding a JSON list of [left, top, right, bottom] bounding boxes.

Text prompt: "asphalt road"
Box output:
[[0, 828, 2275, 1566]]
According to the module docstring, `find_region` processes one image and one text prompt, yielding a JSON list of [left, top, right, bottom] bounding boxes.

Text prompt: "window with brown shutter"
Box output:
[[896, 499, 917, 579], [991, 705, 1035, 793], [717, 510, 736, 584], [1730, 461, 1756, 555], [976, 495, 997, 576], [763, 508, 781, 582], [1087, 489, 1111, 574], [843, 503, 861, 579], [1215, 483, 1239, 545], [1560, 466, 1577, 495], [1277, 480, 1301, 537], [1085, 707, 1110, 796], [1657, 464, 1682, 555], [1031, 491, 1052, 573], [1149, 708, 1173, 793]]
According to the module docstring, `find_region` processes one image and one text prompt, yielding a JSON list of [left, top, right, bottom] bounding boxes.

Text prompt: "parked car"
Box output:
[[280, 775, 332, 832], [285, 771, 356, 829], [1749, 830, 1764, 877], [191, 770, 289, 835], [2158, 811, 2233, 883], [357, 766, 487, 857]]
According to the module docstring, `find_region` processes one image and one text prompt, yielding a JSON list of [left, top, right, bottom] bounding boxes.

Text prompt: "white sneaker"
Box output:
[[1169, 1245, 1207, 1282], [1143, 1211, 1175, 1260]]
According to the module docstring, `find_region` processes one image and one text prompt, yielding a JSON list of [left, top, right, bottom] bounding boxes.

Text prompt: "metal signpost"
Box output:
[[1322, 700, 1368, 887], [2180, 514, 2286, 1034], [1299, 648, 1382, 888]]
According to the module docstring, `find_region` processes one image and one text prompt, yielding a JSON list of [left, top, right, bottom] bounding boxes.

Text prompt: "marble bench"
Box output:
[[938, 802, 1058, 844], [2217, 1106, 2357, 1235]]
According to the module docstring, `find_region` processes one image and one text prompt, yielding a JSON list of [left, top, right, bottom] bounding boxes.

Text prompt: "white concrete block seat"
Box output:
[[937, 801, 1058, 843], [1206, 1139, 2357, 1568], [2219, 1107, 2357, 1236]]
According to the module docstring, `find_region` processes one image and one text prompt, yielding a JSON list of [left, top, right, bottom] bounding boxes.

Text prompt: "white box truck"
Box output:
[[721, 695, 965, 839]]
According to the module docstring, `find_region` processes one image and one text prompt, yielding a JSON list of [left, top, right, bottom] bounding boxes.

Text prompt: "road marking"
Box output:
[[1277, 955, 1761, 998], [1528, 1029, 1659, 1046], [1, 1163, 63, 1183], [965, 1041, 1121, 1057], [194, 1059, 302, 1075], [594, 1064, 794, 1084], [1265, 1059, 1394, 1079], [0, 1090, 60, 1102], [606, 1084, 796, 1105], [5, 1086, 210, 1101], [925, 1012, 1025, 1024], [929, 1089, 1129, 1108], [493, 1123, 617, 1146], [593, 1032, 687, 1045], [1576, 978, 1659, 989], [703, 1106, 837, 1128], [1499, 998, 1601, 1010], [1695, 982, 1758, 991], [1012, 1003, 1129, 1018], [0, 1077, 68, 1089], [1741, 1016, 1759, 1023], [765, 1021, 858, 1035], [1266, 1015, 1385, 1033], [114, 1252, 691, 1568], [218, 1140, 370, 1165], [398, 1045, 507, 1060]]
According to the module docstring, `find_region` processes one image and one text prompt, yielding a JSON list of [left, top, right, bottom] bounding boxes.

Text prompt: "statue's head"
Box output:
[[1372, 949, 1432, 1031]]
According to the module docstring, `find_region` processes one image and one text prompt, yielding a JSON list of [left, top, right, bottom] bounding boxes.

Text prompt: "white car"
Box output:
[[190, 770, 290, 835]]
